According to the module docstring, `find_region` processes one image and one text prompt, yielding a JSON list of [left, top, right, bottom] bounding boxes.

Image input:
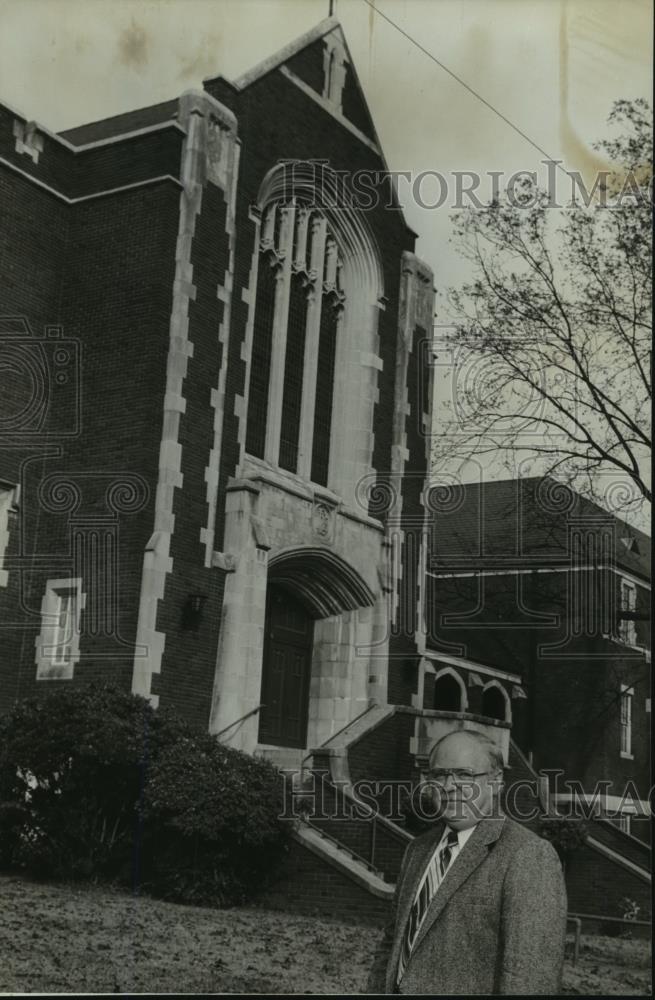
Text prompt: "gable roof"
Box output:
[[56, 18, 408, 222], [59, 99, 178, 147], [429, 476, 651, 582], [203, 18, 411, 228], [230, 16, 339, 91]]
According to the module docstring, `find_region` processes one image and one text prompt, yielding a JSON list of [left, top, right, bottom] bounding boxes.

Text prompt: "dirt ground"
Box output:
[[0, 874, 650, 994]]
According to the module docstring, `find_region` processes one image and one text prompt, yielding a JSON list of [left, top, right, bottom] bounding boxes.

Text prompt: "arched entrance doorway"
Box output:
[[259, 584, 314, 747], [257, 546, 377, 750]]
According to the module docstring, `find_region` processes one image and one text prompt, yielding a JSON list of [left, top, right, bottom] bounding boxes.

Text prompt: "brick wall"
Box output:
[[255, 837, 391, 926], [565, 843, 651, 920], [0, 139, 180, 708], [307, 775, 407, 881], [348, 710, 416, 789]]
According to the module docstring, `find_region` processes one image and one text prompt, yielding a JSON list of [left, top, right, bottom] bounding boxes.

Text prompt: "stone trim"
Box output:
[[0, 157, 183, 204], [232, 458, 386, 533], [230, 15, 339, 90], [400, 705, 511, 729], [297, 215, 327, 480], [132, 91, 238, 706], [234, 209, 262, 460], [280, 66, 380, 155], [421, 651, 521, 685], [322, 31, 348, 113], [393, 252, 435, 634], [13, 119, 43, 162], [2, 93, 184, 152], [264, 204, 295, 464], [201, 135, 241, 566]]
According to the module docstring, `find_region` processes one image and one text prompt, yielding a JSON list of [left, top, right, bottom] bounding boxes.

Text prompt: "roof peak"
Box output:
[[205, 16, 342, 92]]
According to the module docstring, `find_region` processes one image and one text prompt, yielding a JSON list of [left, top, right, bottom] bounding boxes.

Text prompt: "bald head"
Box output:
[[428, 730, 504, 774], [427, 729, 505, 830]]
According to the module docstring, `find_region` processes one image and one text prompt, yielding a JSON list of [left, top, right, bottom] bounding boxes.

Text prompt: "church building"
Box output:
[[1, 18, 648, 926], [0, 17, 435, 769]]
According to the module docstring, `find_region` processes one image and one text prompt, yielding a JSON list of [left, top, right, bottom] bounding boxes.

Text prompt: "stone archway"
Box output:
[[267, 546, 376, 616], [261, 547, 377, 749], [209, 510, 382, 754]]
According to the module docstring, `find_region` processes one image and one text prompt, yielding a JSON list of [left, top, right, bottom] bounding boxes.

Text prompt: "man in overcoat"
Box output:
[[366, 729, 567, 994]]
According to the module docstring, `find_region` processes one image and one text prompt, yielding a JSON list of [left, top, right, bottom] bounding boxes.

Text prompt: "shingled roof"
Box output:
[[428, 476, 651, 581]]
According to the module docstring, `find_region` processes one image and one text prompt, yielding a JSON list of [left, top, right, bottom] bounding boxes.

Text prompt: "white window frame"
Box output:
[[618, 578, 637, 646], [0, 483, 19, 588], [619, 684, 634, 759], [617, 814, 632, 836], [35, 577, 86, 680]]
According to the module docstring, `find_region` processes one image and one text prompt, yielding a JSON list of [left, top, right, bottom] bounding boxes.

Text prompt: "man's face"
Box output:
[[427, 734, 502, 830]]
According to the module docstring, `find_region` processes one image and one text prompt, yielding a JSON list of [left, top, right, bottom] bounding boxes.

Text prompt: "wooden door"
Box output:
[[258, 586, 313, 748]]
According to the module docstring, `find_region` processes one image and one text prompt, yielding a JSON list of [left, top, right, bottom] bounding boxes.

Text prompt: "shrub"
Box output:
[[140, 733, 289, 906], [0, 687, 289, 906], [538, 816, 589, 862], [0, 685, 167, 878]]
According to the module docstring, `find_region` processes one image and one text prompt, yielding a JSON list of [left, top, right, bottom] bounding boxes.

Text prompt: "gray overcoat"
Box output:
[[366, 815, 567, 995]]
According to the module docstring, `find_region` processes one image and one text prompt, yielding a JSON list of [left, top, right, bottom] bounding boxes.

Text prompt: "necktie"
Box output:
[[396, 829, 459, 985]]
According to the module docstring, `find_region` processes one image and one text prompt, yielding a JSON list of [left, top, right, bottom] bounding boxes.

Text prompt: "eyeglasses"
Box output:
[[427, 768, 494, 787]]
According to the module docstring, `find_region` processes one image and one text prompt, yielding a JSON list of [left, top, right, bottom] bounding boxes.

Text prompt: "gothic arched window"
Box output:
[[433, 670, 465, 713], [481, 683, 510, 722], [245, 199, 345, 485]]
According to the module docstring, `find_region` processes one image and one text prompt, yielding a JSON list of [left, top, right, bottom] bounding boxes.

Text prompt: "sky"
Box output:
[[0, 0, 652, 523]]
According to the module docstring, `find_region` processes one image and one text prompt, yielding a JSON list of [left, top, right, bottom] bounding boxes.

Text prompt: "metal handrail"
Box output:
[[567, 910, 652, 928], [567, 916, 581, 965], [214, 703, 264, 740], [303, 816, 383, 876]]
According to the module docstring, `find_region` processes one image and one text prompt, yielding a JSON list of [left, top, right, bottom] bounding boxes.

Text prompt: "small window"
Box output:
[[620, 685, 633, 757], [618, 579, 637, 646], [0, 483, 19, 588], [51, 589, 76, 667], [617, 815, 632, 836], [482, 684, 508, 722], [433, 671, 465, 712], [35, 578, 85, 680]]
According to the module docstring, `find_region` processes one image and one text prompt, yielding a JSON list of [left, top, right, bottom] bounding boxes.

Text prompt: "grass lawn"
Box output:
[[0, 874, 650, 994]]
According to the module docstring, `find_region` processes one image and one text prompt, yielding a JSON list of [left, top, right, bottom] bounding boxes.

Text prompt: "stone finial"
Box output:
[[13, 120, 44, 164]]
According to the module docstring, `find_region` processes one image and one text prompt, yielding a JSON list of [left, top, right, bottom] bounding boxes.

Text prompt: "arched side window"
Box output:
[[244, 208, 278, 460], [481, 681, 511, 723], [432, 667, 467, 713]]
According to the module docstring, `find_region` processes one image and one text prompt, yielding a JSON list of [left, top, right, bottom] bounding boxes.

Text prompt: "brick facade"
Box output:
[[1, 20, 648, 929], [0, 20, 433, 744], [255, 837, 390, 926]]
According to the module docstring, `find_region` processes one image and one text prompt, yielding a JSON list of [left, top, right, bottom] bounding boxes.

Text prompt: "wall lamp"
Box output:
[[181, 593, 208, 631]]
